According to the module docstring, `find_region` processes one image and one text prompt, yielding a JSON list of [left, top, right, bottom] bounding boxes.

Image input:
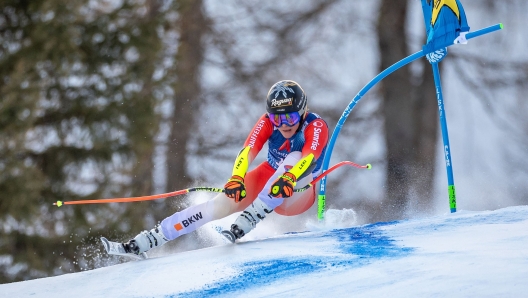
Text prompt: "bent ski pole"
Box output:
[[53, 186, 224, 207], [295, 161, 371, 192], [53, 160, 371, 207]]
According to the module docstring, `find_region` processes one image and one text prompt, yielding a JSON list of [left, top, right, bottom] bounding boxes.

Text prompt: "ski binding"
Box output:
[[220, 230, 237, 243], [101, 237, 147, 260]]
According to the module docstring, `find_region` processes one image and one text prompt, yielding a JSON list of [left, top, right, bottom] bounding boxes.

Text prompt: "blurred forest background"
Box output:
[[0, 0, 526, 283]]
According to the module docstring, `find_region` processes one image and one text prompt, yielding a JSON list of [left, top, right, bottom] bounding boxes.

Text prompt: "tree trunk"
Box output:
[[377, 0, 413, 220], [376, 0, 441, 220], [167, 0, 207, 192], [410, 61, 438, 214]]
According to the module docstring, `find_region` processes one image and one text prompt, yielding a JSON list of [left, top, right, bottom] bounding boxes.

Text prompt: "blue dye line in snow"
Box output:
[[176, 222, 413, 297], [327, 221, 412, 260]]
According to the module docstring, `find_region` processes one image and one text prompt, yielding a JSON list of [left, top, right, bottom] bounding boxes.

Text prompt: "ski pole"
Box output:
[[53, 186, 224, 207], [295, 160, 371, 192], [53, 160, 371, 207]]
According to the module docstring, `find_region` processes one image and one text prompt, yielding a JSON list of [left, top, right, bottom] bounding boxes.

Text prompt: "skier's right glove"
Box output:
[[225, 146, 251, 202], [224, 175, 246, 202]]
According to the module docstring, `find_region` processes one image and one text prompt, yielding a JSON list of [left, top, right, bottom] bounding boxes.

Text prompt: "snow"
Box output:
[[2, 206, 528, 297]]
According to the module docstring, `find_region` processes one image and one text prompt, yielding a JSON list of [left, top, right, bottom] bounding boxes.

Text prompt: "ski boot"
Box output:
[[125, 224, 169, 255], [223, 198, 273, 242]]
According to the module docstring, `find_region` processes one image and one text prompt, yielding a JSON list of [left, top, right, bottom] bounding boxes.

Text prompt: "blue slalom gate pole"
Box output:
[[431, 63, 456, 212], [316, 51, 424, 221], [317, 23, 503, 221]]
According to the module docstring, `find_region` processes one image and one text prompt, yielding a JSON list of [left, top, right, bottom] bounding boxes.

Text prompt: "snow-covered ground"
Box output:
[[2, 206, 528, 297]]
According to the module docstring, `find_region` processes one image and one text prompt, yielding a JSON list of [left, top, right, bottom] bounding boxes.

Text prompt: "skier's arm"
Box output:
[[269, 119, 329, 198], [225, 114, 274, 202], [291, 118, 329, 179]]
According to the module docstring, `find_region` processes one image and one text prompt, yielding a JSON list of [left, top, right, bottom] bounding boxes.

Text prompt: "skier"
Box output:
[[104, 80, 329, 257]]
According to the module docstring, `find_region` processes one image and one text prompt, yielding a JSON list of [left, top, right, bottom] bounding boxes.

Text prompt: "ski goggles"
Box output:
[[268, 111, 302, 127]]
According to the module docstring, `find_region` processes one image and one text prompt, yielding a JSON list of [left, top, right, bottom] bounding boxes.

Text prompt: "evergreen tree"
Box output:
[[0, 0, 167, 282]]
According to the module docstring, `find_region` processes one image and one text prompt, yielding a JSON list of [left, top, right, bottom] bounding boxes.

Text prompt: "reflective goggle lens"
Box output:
[[268, 112, 301, 127]]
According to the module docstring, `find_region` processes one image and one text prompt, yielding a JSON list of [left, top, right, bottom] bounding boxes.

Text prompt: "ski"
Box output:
[[100, 237, 147, 260], [220, 230, 237, 244]]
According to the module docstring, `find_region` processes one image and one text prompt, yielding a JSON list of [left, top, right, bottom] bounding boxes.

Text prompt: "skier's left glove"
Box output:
[[270, 172, 297, 198]]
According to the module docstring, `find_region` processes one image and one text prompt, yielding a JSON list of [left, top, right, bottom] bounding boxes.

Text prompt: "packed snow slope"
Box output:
[[3, 206, 528, 297]]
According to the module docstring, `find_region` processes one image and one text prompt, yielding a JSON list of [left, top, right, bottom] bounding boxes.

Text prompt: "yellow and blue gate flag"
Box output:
[[422, 0, 470, 54]]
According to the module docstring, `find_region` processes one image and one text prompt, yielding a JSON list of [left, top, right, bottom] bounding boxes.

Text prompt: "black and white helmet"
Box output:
[[266, 80, 307, 115]]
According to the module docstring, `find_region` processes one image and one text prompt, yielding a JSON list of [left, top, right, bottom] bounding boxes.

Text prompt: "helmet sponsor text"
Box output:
[[270, 97, 293, 108]]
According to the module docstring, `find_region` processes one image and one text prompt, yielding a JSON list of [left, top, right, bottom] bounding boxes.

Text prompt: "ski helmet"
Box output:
[[266, 80, 307, 116]]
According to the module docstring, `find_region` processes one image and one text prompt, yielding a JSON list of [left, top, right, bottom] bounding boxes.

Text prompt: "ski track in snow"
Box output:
[[2, 206, 528, 297], [183, 222, 413, 297]]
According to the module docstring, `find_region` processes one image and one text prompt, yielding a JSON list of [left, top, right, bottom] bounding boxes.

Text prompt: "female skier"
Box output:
[[109, 80, 329, 256]]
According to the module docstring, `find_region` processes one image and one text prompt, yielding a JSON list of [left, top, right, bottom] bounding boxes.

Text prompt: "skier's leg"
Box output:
[[128, 194, 238, 254], [126, 162, 275, 254], [230, 152, 305, 239]]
